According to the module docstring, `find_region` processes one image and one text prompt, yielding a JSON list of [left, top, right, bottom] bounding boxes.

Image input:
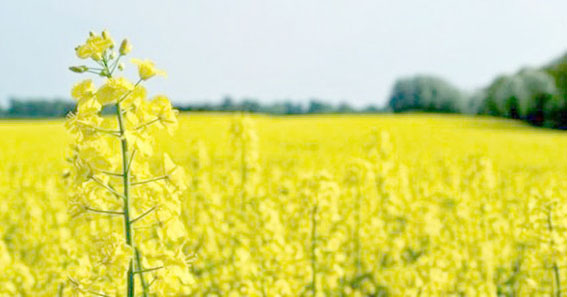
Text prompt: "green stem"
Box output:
[[130, 205, 158, 224], [84, 207, 124, 216], [547, 208, 561, 297], [127, 262, 134, 297], [241, 134, 247, 200], [554, 263, 562, 297], [102, 170, 123, 177], [131, 176, 168, 186], [106, 50, 138, 295], [90, 176, 125, 200], [134, 264, 164, 274], [110, 54, 123, 75], [354, 191, 362, 277], [57, 283, 64, 297], [135, 248, 150, 295], [116, 98, 136, 297], [311, 204, 318, 297], [135, 117, 160, 130], [101, 53, 148, 297]]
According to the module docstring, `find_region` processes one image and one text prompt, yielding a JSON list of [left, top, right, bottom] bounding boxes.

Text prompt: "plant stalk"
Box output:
[[107, 59, 148, 297], [116, 99, 136, 297], [311, 204, 318, 297]]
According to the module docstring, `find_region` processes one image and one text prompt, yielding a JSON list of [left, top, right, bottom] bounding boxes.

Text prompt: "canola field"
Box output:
[[2, 113, 567, 296]]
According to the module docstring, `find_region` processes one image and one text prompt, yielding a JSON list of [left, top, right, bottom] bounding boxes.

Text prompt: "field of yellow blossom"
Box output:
[[2, 113, 567, 296]]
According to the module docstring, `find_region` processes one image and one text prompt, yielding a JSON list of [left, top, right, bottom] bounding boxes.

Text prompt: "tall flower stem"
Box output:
[[311, 204, 318, 297], [70, 33, 181, 296], [115, 99, 136, 297], [546, 207, 561, 297], [354, 192, 362, 277], [104, 56, 149, 297]]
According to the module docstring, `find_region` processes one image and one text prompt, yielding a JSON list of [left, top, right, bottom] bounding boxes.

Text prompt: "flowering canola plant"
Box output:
[[65, 30, 193, 296], [3, 111, 567, 296], [3, 33, 567, 297]]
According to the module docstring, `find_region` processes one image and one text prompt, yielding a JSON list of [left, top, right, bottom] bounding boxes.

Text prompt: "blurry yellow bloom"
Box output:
[[131, 58, 167, 80], [71, 79, 96, 103], [95, 77, 134, 105], [164, 153, 187, 191], [77, 98, 102, 116], [121, 84, 146, 109], [75, 30, 114, 61], [148, 95, 178, 134], [163, 217, 186, 242]]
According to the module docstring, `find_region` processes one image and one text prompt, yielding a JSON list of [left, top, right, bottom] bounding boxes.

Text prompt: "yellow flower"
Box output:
[[76, 97, 102, 116], [75, 30, 114, 61], [164, 153, 187, 191], [148, 95, 178, 134], [71, 79, 96, 103], [162, 217, 186, 242], [131, 58, 167, 80], [124, 130, 153, 156], [121, 85, 146, 110], [95, 77, 134, 105], [67, 30, 188, 297]]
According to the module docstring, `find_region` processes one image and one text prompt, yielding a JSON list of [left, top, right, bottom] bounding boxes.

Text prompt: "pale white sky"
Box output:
[[1, 0, 567, 107]]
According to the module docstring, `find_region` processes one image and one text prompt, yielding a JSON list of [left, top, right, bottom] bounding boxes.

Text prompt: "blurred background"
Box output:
[[2, 0, 567, 127]]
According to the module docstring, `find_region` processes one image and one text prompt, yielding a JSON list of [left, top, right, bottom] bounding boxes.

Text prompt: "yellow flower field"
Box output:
[[1, 113, 567, 296]]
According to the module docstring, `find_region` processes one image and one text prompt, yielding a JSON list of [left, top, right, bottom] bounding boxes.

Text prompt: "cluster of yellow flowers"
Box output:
[[3, 112, 567, 296], [65, 30, 193, 296], [3, 31, 567, 297]]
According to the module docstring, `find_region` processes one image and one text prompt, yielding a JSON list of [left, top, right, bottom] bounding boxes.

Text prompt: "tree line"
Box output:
[[0, 98, 76, 118], [387, 52, 567, 129], [4, 50, 567, 128], [0, 97, 385, 118]]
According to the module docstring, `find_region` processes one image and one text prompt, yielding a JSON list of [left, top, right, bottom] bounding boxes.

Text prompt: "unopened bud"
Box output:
[[118, 63, 125, 71], [100, 69, 110, 77], [109, 51, 117, 60], [89, 31, 95, 37], [92, 52, 102, 61], [119, 39, 132, 55], [102, 30, 114, 48], [69, 65, 88, 73]]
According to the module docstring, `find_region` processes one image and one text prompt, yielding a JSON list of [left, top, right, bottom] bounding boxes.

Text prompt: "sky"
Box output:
[[1, 0, 567, 108]]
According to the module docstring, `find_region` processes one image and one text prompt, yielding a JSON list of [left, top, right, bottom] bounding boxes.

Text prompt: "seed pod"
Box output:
[[69, 65, 88, 73]]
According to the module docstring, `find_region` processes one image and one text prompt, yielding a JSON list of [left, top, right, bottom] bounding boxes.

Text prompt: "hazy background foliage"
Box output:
[[4, 51, 567, 129]]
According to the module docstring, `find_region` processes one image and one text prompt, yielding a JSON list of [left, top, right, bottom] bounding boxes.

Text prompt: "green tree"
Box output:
[[387, 75, 463, 113], [482, 68, 556, 125]]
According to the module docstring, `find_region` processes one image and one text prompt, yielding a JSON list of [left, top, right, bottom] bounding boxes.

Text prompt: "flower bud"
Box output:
[[118, 63, 125, 71], [109, 51, 117, 60], [89, 31, 95, 37], [119, 39, 132, 55], [69, 65, 88, 73], [92, 52, 103, 61], [102, 30, 114, 48], [99, 68, 110, 77]]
